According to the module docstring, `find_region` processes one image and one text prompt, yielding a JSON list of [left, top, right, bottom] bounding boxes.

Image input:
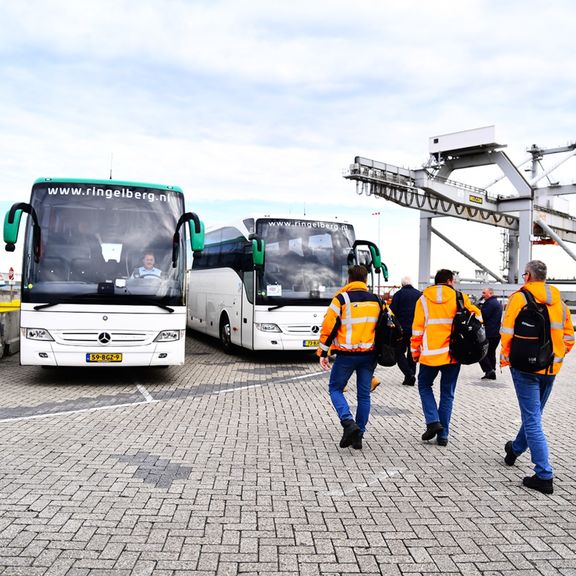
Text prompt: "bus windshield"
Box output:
[[22, 183, 186, 306], [256, 218, 355, 305]]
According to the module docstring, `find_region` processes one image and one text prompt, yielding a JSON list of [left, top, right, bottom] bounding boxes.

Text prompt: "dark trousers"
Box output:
[[479, 336, 500, 374], [395, 334, 416, 378]]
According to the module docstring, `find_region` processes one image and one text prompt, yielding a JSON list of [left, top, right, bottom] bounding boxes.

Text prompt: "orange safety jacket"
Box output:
[[411, 284, 482, 366], [500, 282, 574, 375], [317, 281, 382, 357]]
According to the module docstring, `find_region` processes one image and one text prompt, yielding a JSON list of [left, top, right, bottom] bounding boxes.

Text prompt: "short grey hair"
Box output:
[[525, 260, 547, 281], [401, 276, 412, 287]]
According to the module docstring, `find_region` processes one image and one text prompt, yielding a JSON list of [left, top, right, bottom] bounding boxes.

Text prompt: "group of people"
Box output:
[[317, 261, 574, 495]]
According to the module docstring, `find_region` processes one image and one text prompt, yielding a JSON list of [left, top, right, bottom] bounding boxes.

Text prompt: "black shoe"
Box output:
[[481, 371, 496, 380], [504, 441, 517, 466], [352, 432, 363, 450], [437, 436, 448, 447], [523, 474, 553, 494], [421, 421, 443, 441], [339, 419, 361, 448], [402, 375, 416, 386]]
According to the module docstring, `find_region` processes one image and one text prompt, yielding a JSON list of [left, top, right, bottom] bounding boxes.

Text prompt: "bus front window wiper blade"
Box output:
[[267, 305, 285, 311], [33, 294, 174, 313]]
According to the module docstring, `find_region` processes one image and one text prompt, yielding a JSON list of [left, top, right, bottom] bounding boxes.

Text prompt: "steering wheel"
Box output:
[[138, 273, 162, 281]]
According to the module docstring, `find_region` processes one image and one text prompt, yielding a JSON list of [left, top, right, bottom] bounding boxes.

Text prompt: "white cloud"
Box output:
[[0, 0, 575, 281]]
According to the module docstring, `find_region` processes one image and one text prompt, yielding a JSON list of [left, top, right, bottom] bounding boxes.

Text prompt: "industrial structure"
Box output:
[[344, 126, 576, 298]]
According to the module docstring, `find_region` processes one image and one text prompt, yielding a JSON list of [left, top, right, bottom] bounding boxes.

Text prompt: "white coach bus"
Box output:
[[3, 177, 204, 366], [187, 216, 385, 352]]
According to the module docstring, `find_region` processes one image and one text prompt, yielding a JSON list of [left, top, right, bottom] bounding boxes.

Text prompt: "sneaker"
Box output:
[[352, 432, 363, 450], [370, 377, 380, 392], [504, 441, 517, 466], [339, 419, 361, 448], [402, 375, 416, 386], [421, 421, 443, 441], [523, 474, 553, 495]]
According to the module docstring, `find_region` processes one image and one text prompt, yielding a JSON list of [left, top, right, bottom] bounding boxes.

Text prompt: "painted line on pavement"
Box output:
[[214, 370, 325, 396], [136, 384, 155, 402], [0, 399, 160, 424], [217, 384, 263, 394]]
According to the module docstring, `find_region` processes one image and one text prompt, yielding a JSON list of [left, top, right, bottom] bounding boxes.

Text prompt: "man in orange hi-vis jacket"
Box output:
[[317, 265, 383, 450], [500, 260, 574, 495], [411, 269, 481, 447]]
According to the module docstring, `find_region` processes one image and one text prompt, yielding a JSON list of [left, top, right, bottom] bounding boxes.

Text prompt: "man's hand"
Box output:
[[319, 356, 331, 371]]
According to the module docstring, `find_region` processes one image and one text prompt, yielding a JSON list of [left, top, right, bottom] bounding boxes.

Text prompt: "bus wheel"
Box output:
[[219, 314, 234, 354]]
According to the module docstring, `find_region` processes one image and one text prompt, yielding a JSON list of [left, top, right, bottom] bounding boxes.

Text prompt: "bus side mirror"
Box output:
[[250, 234, 265, 269], [368, 245, 384, 276], [174, 212, 204, 267], [188, 218, 205, 252], [4, 202, 41, 262], [4, 208, 23, 251]]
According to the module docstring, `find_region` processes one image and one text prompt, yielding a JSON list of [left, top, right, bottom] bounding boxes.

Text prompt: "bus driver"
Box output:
[[132, 252, 162, 279]]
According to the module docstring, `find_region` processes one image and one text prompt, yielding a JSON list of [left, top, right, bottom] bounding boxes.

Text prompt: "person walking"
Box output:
[[390, 276, 421, 386], [411, 269, 481, 447], [478, 286, 503, 380], [318, 265, 382, 450], [500, 260, 574, 494]]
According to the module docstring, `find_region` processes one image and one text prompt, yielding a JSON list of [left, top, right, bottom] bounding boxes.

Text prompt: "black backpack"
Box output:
[[374, 299, 404, 367], [509, 288, 554, 373], [449, 290, 488, 365]]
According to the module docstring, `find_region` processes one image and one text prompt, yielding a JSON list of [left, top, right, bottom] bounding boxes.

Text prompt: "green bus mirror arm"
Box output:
[[4, 202, 41, 262], [350, 239, 383, 275], [172, 212, 205, 267], [380, 262, 389, 282], [249, 233, 265, 269]]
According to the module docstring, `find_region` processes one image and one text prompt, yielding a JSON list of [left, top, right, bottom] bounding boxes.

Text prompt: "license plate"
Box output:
[[86, 353, 123, 363], [303, 340, 319, 348]]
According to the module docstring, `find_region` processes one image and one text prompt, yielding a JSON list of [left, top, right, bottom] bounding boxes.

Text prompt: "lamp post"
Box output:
[[372, 211, 381, 296]]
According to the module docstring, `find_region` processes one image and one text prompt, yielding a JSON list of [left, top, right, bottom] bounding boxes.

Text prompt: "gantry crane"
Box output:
[[344, 126, 576, 294]]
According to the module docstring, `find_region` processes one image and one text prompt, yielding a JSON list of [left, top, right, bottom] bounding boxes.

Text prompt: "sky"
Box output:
[[1, 0, 576, 285]]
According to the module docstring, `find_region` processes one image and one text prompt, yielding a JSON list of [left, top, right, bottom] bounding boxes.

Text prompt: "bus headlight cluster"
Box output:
[[25, 328, 54, 341], [154, 330, 182, 342], [255, 323, 281, 333]]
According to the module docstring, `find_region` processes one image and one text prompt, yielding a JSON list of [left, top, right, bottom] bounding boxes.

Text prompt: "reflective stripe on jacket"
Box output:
[[410, 284, 482, 366], [500, 282, 574, 375], [317, 281, 381, 357]]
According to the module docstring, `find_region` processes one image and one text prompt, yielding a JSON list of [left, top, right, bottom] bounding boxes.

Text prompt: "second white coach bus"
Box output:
[[187, 216, 385, 352]]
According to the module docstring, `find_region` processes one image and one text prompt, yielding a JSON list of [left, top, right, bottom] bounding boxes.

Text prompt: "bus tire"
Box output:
[[219, 314, 234, 354]]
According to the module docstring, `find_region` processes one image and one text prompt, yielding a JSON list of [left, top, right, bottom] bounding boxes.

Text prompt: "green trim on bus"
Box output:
[[32, 177, 183, 193]]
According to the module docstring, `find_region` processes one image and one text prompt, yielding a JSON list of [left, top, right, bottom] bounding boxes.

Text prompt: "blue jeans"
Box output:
[[418, 363, 461, 439], [510, 368, 556, 480], [329, 353, 376, 433]]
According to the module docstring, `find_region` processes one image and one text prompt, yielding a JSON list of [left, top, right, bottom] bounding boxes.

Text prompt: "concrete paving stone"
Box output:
[[1, 334, 576, 574], [112, 550, 141, 570]]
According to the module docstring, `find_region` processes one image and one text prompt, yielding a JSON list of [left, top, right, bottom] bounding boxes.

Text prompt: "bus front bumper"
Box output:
[[20, 341, 184, 367]]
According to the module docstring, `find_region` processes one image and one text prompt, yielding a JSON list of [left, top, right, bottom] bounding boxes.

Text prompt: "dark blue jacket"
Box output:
[[390, 284, 421, 335], [480, 295, 503, 339]]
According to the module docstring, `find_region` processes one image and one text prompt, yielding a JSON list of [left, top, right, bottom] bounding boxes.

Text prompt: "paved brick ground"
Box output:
[[1, 329, 575, 575]]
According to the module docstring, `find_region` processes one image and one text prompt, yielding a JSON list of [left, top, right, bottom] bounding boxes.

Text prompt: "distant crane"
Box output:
[[344, 126, 576, 294]]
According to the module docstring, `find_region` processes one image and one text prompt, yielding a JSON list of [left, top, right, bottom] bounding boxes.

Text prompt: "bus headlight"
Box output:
[[255, 323, 281, 333], [25, 328, 54, 341], [154, 330, 182, 342]]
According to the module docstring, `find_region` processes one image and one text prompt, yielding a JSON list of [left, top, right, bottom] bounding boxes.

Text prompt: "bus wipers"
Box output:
[[34, 294, 174, 313], [267, 305, 285, 311]]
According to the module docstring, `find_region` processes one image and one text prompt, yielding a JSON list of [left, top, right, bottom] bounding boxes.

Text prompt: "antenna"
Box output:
[[109, 153, 114, 180]]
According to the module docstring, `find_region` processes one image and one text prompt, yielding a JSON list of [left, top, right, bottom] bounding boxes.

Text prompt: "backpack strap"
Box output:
[[519, 287, 537, 308], [455, 290, 465, 311]]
